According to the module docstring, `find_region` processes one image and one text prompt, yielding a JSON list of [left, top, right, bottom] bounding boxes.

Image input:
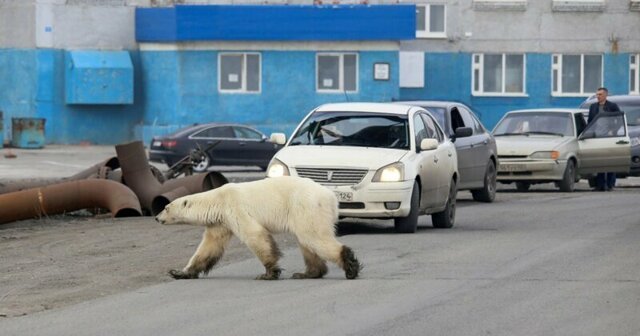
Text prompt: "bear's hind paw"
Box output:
[[169, 269, 198, 280]]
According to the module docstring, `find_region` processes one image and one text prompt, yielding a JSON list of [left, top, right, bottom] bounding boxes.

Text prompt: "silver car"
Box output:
[[396, 101, 498, 202], [493, 108, 631, 192]]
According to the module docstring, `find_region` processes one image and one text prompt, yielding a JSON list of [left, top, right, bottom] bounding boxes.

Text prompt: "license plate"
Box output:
[[334, 191, 353, 202], [499, 164, 526, 172]]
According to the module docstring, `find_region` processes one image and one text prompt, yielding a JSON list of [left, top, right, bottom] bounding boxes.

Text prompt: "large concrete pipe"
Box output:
[[0, 157, 120, 195], [0, 179, 142, 225], [151, 171, 228, 215]]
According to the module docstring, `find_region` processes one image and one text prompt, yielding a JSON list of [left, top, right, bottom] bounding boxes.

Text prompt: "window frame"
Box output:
[[631, 54, 639, 95], [551, 53, 603, 97], [315, 52, 359, 94], [416, 3, 447, 39], [218, 52, 262, 94], [471, 53, 527, 97]]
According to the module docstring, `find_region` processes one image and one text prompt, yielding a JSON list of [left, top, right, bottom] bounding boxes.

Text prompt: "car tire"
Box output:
[[558, 159, 576, 192], [471, 160, 497, 203], [432, 178, 457, 229], [192, 154, 211, 173], [394, 181, 420, 234], [515, 182, 530, 192]]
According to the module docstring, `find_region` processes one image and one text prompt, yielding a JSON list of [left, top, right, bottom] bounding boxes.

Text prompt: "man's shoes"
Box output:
[[593, 187, 605, 192]]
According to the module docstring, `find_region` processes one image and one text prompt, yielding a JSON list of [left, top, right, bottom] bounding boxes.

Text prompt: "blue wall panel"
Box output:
[[399, 52, 632, 130], [136, 5, 415, 42], [137, 50, 399, 143]]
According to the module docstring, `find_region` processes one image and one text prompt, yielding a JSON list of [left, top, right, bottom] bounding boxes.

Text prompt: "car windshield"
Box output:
[[493, 112, 574, 137], [289, 112, 410, 149]]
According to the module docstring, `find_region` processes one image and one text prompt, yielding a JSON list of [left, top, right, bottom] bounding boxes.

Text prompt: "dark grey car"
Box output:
[[395, 101, 498, 202], [579, 95, 640, 177]]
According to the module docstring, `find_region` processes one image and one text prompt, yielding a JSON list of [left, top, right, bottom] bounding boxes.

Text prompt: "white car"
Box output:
[[493, 108, 631, 191], [267, 102, 472, 233]]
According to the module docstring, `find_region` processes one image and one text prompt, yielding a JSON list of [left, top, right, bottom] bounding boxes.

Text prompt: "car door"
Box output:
[[231, 126, 278, 166], [577, 112, 631, 174], [191, 125, 236, 164], [457, 105, 490, 188], [413, 113, 441, 209], [420, 112, 452, 205], [448, 106, 476, 189]]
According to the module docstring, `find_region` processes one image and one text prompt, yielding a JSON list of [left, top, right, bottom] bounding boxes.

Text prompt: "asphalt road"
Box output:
[[2, 184, 639, 335]]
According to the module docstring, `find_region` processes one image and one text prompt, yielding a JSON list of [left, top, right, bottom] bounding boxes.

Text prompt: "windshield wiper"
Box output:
[[523, 131, 564, 137], [494, 132, 529, 137]]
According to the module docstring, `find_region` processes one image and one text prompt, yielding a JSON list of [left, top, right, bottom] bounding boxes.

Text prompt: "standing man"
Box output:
[[587, 87, 621, 191]]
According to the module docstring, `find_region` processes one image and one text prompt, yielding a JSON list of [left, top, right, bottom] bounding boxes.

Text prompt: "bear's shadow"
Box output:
[[336, 220, 435, 236]]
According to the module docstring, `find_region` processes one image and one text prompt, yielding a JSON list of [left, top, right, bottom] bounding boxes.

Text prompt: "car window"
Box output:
[[618, 102, 640, 126], [233, 126, 263, 140], [193, 126, 234, 138], [462, 106, 486, 134], [493, 112, 574, 137], [574, 113, 587, 135], [457, 106, 480, 135], [450, 107, 466, 133], [413, 114, 430, 147], [420, 106, 447, 131], [420, 113, 443, 143], [289, 112, 409, 149], [584, 112, 626, 138]]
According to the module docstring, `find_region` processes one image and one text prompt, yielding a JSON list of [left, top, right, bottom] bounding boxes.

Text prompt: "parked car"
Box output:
[[579, 95, 640, 177], [149, 123, 283, 172], [266, 102, 472, 233], [394, 100, 498, 202], [493, 108, 631, 191]]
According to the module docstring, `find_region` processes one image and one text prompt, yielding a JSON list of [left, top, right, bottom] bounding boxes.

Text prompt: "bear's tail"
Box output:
[[341, 246, 362, 280]]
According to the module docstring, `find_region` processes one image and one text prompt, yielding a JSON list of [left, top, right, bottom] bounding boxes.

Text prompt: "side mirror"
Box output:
[[579, 129, 595, 140], [260, 135, 268, 143], [454, 127, 473, 138], [420, 138, 439, 151], [270, 133, 287, 145]]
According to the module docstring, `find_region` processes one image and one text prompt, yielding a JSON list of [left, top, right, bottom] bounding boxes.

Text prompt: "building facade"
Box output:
[[0, 0, 638, 145]]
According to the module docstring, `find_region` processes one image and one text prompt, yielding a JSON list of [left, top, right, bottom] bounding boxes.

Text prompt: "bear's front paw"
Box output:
[[169, 269, 198, 280], [255, 267, 281, 280]]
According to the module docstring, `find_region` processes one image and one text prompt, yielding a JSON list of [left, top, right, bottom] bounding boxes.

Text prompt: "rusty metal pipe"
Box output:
[[0, 179, 142, 225], [115, 141, 162, 215], [0, 157, 120, 195], [151, 172, 228, 215]]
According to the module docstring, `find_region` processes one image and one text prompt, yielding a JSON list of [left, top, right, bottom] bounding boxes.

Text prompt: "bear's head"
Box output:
[[155, 197, 200, 225]]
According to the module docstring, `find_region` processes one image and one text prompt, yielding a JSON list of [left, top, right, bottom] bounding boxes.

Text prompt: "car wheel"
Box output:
[[471, 160, 497, 203], [192, 154, 211, 173], [515, 182, 530, 192], [394, 181, 419, 233], [558, 160, 576, 192], [432, 178, 457, 229]]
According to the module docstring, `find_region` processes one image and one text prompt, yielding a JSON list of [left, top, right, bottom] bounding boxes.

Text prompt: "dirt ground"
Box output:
[[0, 145, 297, 318], [0, 213, 300, 318]]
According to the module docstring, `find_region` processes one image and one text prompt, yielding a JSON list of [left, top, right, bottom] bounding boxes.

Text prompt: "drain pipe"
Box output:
[[0, 179, 142, 225]]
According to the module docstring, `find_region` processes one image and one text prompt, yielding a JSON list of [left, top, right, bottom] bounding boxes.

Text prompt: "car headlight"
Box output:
[[530, 151, 560, 160], [266, 159, 290, 177], [372, 162, 404, 182]]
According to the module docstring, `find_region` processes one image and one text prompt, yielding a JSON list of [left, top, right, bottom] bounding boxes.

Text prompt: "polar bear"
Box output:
[[155, 176, 361, 280]]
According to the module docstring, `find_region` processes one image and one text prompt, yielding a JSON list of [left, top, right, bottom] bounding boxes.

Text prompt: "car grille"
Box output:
[[295, 167, 368, 185], [339, 202, 365, 209]]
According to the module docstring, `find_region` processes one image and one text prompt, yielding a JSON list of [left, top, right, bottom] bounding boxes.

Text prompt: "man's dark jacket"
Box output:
[[587, 100, 621, 123]]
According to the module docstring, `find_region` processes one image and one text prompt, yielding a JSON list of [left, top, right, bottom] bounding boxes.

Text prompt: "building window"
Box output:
[[552, 54, 602, 96], [219, 53, 261, 93], [416, 4, 446, 38], [472, 53, 526, 95], [631, 54, 639, 95], [316, 53, 358, 93]]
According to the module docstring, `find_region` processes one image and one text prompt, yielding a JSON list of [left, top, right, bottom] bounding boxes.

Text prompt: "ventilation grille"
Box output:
[[296, 167, 368, 185]]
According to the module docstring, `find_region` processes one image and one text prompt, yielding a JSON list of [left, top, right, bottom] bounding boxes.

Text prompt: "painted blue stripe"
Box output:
[[136, 5, 416, 42]]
